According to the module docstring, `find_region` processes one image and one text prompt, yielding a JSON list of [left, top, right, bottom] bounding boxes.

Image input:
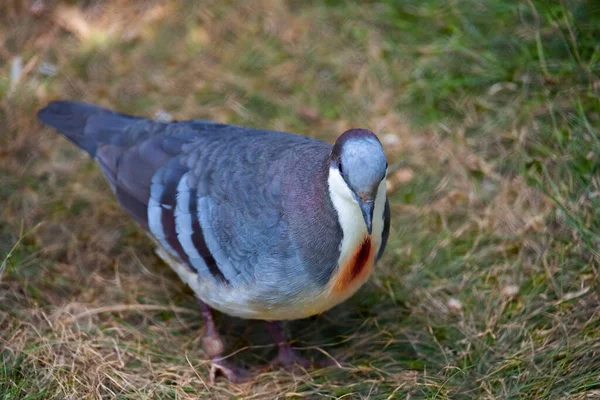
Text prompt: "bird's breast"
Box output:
[[330, 235, 375, 294]]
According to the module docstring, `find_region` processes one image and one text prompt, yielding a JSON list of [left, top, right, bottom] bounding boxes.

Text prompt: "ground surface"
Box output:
[[1, 1, 600, 399]]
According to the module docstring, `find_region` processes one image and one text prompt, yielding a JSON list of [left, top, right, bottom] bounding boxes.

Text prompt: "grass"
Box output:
[[1, 0, 599, 398]]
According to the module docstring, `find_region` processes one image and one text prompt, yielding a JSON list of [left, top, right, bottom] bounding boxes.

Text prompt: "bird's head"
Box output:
[[329, 129, 387, 235]]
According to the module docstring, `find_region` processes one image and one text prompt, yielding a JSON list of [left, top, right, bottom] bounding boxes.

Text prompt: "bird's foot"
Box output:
[[268, 343, 312, 369], [202, 333, 253, 383], [264, 342, 336, 372], [262, 321, 333, 372], [198, 305, 334, 381], [199, 300, 253, 383], [209, 357, 253, 384]]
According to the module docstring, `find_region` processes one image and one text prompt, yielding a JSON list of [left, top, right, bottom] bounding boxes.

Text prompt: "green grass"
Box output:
[[1, 0, 599, 398]]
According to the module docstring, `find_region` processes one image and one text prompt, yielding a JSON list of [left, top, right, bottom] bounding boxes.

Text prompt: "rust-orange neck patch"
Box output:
[[332, 236, 374, 293]]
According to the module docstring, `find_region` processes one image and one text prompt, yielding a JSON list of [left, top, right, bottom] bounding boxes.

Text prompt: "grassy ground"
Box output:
[[1, 0, 599, 398]]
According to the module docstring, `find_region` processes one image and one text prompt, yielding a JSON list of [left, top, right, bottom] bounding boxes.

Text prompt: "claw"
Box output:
[[210, 357, 253, 384], [269, 343, 312, 369], [263, 321, 333, 372]]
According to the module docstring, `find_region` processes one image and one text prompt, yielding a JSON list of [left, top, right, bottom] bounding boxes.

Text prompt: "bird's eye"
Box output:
[[338, 161, 344, 174]]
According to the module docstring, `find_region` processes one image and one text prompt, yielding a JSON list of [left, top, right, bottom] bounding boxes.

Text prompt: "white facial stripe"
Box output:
[[328, 166, 386, 262], [328, 168, 366, 255], [328, 168, 386, 261], [329, 167, 386, 225]]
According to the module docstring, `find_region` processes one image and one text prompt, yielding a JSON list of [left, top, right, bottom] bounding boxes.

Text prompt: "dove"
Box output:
[[38, 101, 390, 382]]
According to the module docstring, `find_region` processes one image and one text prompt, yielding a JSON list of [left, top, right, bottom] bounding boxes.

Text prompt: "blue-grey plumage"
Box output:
[[37, 101, 390, 322]]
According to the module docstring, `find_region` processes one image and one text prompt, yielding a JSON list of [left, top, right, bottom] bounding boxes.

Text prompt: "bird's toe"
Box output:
[[209, 358, 253, 384], [262, 344, 315, 372]]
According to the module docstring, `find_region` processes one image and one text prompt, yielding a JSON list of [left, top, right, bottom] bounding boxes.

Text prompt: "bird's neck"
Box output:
[[326, 165, 387, 285]]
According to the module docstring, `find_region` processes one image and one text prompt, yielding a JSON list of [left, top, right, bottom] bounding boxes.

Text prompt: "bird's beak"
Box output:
[[358, 196, 375, 235]]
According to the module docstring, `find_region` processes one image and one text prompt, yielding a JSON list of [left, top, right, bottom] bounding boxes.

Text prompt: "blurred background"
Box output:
[[1, 0, 599, 398]]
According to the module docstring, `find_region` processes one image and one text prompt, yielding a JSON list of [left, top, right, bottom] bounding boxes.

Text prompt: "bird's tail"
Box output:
[[37, 101, 138, 157]]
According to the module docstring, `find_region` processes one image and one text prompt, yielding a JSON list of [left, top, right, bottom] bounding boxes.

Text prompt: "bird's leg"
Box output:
[[264, 321, 312, 369], [197, 299, 251, 383]]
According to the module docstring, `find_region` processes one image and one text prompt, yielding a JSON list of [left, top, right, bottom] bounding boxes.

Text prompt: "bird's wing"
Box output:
[[180, 129, 316, 287], [38, 101, 313, 287]]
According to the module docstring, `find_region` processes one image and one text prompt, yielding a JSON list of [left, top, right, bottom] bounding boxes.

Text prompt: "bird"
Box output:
[[37, 101, 390, 382]]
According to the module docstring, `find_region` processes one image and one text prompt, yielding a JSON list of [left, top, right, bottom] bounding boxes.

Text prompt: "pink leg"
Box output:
[[264, 321, 313, 369], [198, 300, 252, 383]]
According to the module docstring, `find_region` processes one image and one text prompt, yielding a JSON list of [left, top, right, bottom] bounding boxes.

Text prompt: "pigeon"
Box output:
[[37, 101, 390, 382]]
